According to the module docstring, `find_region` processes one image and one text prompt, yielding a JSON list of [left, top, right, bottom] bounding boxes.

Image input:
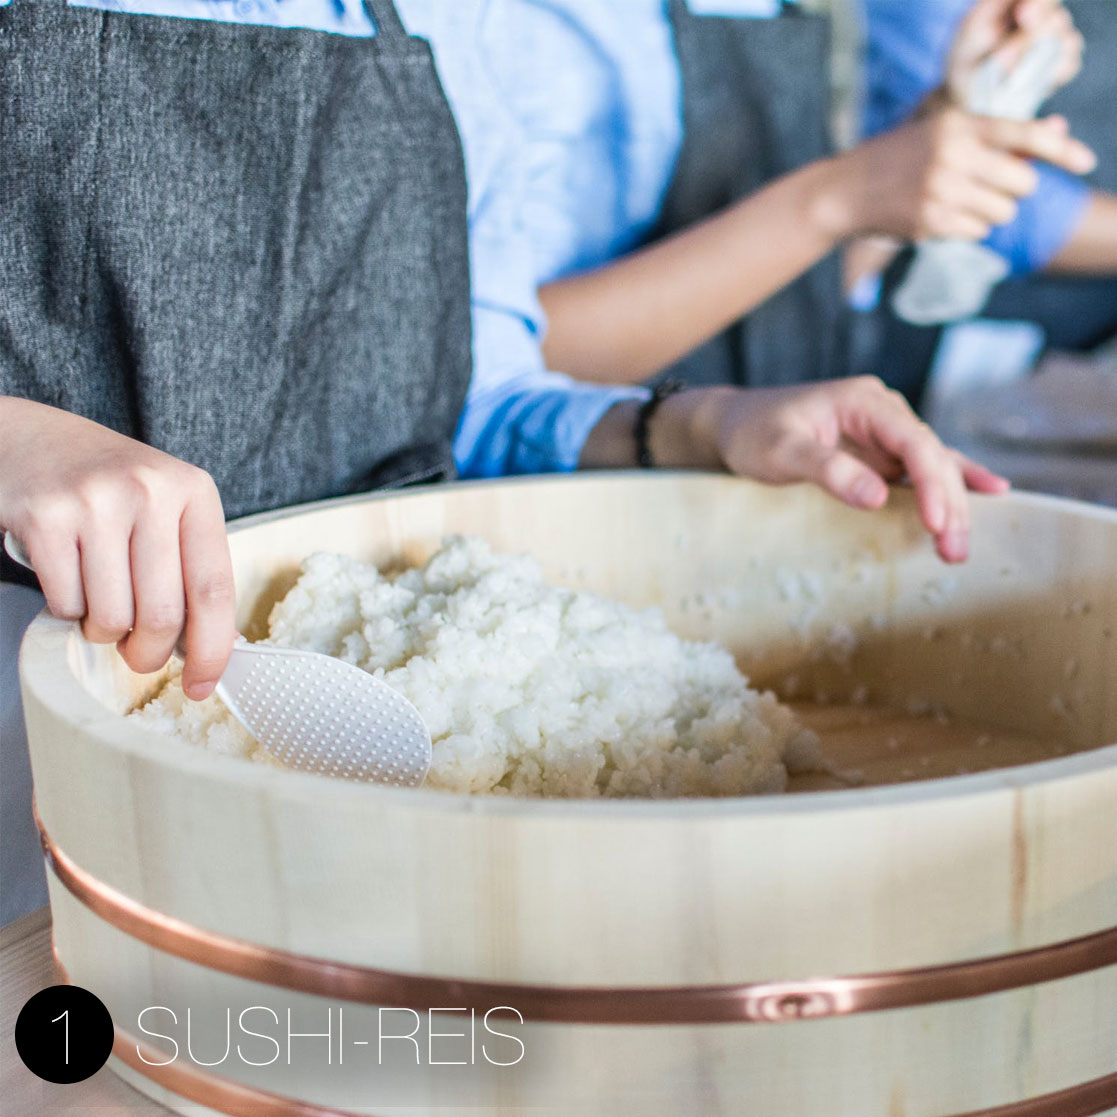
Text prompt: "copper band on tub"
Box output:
[[112, 1029, 366, 1117], [51, 951, 1117, 1117], [53, 950, 1117, 1117], [104, 1034, 1117, 1117], [38, 815, 1117, 1026], [105, 1041, 1117, 1117]]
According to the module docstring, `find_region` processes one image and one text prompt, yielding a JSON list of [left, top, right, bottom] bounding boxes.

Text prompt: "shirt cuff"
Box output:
[[455, 377, 649, 478]]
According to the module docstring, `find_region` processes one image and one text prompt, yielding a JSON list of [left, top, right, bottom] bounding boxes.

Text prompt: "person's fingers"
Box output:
[[1012, 2, 1077, 47], [954, 452, 1012, 493], [970, 147, 1039, 199], [855, 405, 953, 539], [1009, 0, 1068, 45], [838, 434, 906, 482], [774, 436, 890, 512], [995, 8, 1082, 86], [1055, 28, 1085, 86], [952, 179, 1020, 228], [117, 511, 186, 675], [842, 383, 988, 562], [978, 115, 1096, 174], [935, 449, 972, 564], [1012, 0, 1057, 29], [178, 475, 235, 701], [25, 529, 86, 621], [989, 24, 1035, 72], [990, 3, 1064, 67], [1036, 3, 1077, 41], [964, 0, 1019, 40], [974, 0, 1019, 20], [78, 523, 136, 644], [953, 0, 1021, 74], [922, 199, 992, 242]]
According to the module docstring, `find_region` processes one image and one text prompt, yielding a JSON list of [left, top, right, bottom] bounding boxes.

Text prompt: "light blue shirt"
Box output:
[[483, 0, 780, 288], [864, 0, 1090, 274], [14, 0, 1089, 474], [490, 0, 1089, 293]]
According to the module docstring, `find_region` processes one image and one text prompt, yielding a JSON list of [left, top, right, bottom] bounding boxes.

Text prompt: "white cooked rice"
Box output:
[[130, 536, 822, 798]]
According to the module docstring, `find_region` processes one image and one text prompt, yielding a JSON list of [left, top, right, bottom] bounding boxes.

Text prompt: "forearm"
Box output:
[[578, 388, 728, 470], [540, 160, 854, 385], [1047, 191, 1117, 275]]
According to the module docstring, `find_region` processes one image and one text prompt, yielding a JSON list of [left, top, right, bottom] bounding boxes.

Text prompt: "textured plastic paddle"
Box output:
[[4, 532, 431, 786], [213, 638, 431, 785]]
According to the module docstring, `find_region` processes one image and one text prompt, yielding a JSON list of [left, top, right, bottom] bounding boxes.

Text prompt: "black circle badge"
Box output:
[[14, 985, 114, 1084]]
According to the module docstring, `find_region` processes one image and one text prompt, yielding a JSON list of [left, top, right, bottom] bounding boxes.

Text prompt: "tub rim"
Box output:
[[19, 472, 1117, 823]]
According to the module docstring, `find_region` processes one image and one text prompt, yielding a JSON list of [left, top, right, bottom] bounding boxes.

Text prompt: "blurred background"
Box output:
[[820, 0, 1117, 506]]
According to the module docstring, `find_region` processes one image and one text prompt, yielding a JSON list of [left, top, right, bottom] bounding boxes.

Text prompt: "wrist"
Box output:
[[802, 155, 862, 245], [648, 386, 732, 471], [0, 395, 43, 468], [917, 85, 955, 118], [0, 397, 40, 527], [579, 387, 732, 472]]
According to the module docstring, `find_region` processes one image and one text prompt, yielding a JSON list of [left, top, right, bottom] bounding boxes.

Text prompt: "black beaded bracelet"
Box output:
[[635, 378, 686, 469]]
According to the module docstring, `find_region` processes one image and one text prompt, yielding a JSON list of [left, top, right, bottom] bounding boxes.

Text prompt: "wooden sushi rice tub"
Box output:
[[18, 473, 1117, 1115]]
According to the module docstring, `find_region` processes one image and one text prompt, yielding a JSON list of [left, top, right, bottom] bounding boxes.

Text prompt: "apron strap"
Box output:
[[361, 0, 407, 38]]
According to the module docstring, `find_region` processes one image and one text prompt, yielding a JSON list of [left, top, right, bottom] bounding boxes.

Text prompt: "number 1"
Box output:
[[51, 1010, 69, 1065]]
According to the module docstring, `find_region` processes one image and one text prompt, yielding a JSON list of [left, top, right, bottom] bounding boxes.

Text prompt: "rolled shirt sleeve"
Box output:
[[404, 0, 649, 479], [863, 0, 1091, 273], [453, 149, 646, 478], [454, 302, 647, 478]]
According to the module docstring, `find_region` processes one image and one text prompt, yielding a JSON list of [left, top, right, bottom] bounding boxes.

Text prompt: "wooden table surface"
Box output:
[[0, 907, 166, 1116]]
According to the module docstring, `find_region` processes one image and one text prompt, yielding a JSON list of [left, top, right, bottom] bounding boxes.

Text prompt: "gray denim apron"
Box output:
[[650, 0, 849, 388], [0, 0, 471, 924], [0, 0, 472, 522]]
